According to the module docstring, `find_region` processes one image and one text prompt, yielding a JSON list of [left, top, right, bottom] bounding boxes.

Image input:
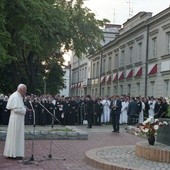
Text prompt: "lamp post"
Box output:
[[145, 24, 149, 97], [99, 50, 103, 97], [43, 69, 49, 94]]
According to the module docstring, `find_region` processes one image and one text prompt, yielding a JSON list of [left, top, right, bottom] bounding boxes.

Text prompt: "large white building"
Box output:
[[70, 7, 170, 98]]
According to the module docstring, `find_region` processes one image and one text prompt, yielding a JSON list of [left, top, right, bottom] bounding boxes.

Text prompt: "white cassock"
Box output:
[[3, 91, 26, 158], [101, 99, 110, 123], [120, 101, 129, 124], [138, 102, 145, 123], [148, 100, 156, 117]]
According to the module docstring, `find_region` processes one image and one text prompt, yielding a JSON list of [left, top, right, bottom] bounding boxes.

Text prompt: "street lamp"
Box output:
[[43, 69, 49, 94]]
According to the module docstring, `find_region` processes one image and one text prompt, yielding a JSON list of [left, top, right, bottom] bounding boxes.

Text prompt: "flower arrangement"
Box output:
[[136, 116, 168, 137]]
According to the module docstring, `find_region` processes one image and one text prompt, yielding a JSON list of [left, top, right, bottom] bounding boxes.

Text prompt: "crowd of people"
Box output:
[[0, 93, 169, 128], [1, 84, 170, 160]]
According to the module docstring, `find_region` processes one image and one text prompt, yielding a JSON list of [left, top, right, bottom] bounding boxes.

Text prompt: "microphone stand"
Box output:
[[38, 101, 61, 123], [38, 101, 66, 162], [18, 101, 39, 165]]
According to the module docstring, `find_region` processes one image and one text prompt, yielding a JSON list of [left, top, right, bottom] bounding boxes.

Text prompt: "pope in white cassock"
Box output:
[[3, 84, 27, 159]]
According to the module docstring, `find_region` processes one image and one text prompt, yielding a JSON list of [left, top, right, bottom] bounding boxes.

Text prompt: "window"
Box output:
[[82, 68, 84, 79], [92, 89, 94, 97], [93, 63, 95, 78], [84, 67, 87, 79], [102, 87, 105, 97], [152, 38, 157, 58], [77, 70, 79, 82], [164, 80, 169, 97], [120, 50, 125, 67], [96, 62, 99, 77], [114, 54, 119, 69], [138, 43, 142, 61], [107, 87, 110, 96], [136, 83, 140, 95], [167, 32, 170, 54], [120, 85, 123, 95], [75, 71, 77, 82], [80, 68, 82, 81], [128, 84, 131, 96], [72, 71, 75, 83], [114, 86, 117, 95], [150, 81, 155, 96], [108, 56, 112, 72], [95, 88, 98, 96], [129, 47, 133, 64], [102, 59, 106, 74]]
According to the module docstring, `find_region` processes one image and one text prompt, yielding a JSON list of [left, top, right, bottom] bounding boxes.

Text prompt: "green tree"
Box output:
[[0, 0, 11, 65], [46, 58, 66, 94], [0, 0, 108, 94]]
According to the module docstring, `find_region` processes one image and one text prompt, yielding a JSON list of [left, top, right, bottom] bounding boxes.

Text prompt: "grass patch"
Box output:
[[50, 128, 73, 132]]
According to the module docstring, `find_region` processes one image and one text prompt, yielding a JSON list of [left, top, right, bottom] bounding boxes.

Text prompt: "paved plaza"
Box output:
[[0, 125, 163, 170]]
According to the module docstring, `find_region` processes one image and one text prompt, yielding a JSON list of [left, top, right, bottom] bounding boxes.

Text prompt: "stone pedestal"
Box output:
[[157, 118, 170, 146], [135, 141, 170, 163]]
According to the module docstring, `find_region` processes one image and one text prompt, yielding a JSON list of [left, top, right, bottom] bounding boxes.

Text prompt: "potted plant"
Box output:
[[136, 116, 168, 145]]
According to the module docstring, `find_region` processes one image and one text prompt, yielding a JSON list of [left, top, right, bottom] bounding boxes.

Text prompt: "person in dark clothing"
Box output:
[[24, 96, 33, 125], [78, 97, 86, 124], [70, 97, 78, 125], [85, 95, 94, 128], [63, 97, 72, 125], [46, 99, 55, 125], [161, 98, 168, 118], [33, 98, 41, 125], [110, 95, 122, 133], [39, 99, 48, 126], [154, 98, 164, 118], [136, 97, 142, 115], [143, 97, 150, 118], [2, 96, 10, 125], [55, 97, 64, 125], [127, 97, 138, 125], [94, 98, 103, 126], [0, 94, 4, 125]]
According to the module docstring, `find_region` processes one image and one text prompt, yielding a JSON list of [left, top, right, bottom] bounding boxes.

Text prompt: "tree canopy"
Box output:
[[0, 0, 108, 94]]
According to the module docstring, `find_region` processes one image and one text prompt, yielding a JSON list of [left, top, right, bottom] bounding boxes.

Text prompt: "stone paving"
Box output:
[[86, 145, 170, 170], [0, 124, 169, 170]]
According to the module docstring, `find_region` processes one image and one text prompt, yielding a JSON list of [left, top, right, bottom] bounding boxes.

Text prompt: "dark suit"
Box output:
[[154, 102, 164, 118], [63, 101, 72, 125], [127, 100, 138, 125], [85, 99, 94, 128], [94, 101, 103, 125], [110, 99, 122, 132], [2, 100, 10, 125]]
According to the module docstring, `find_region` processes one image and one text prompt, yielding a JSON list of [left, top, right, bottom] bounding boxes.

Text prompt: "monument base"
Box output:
[[157, 118, 170, 146], [135, 141, 170, 163]]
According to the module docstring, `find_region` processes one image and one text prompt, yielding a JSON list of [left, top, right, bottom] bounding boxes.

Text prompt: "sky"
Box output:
[[83, 0, 170, 24], [64, 0, 170, 64]]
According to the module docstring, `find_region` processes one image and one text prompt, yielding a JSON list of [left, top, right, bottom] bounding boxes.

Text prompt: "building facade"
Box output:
[[71, 7, 170, 98], [70, 24, 121, 97]]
